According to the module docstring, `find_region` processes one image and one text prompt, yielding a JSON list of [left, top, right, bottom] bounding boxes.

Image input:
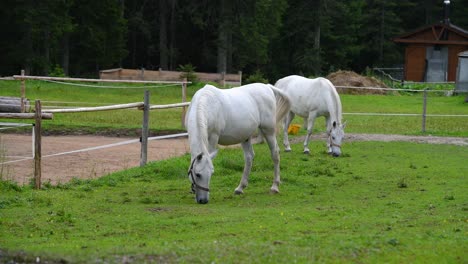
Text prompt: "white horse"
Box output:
[[275, 75, 345, 156], [186, 83, 291, 204]]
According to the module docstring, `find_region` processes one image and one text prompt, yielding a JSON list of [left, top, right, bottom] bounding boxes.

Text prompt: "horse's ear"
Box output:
[[196, 153, 203, 161], [209, 149, 218, 160]]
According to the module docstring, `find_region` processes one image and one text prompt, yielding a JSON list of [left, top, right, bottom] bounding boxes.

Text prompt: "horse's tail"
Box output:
[[268, 84, 291, 124]]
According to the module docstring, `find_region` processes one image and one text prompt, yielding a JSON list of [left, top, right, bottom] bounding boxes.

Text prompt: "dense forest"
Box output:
[[1, 0, 467, 81]]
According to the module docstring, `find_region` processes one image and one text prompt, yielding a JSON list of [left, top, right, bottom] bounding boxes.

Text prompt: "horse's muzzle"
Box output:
[[197, 198, 209, 204]]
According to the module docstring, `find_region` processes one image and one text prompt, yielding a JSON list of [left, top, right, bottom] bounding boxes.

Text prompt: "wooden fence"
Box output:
[[2, 74, 192, 189], [100, 68, 242, 87], [0, 94, 189, 189], [12, 73, 190, 127]]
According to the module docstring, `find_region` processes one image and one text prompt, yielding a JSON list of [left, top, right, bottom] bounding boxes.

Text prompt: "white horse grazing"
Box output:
[[186, 83, 291, 204], [275, 75, 345, 157]]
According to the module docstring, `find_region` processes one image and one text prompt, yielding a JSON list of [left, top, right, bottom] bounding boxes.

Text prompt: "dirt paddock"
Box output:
[[1, 133, 466, 185]]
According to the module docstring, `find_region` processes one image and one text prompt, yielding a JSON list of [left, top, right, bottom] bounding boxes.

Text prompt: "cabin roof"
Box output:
[[393, 22, 468, 45]]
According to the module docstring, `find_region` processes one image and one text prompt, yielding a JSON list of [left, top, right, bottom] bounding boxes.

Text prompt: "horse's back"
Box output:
[[275, 75, 336, 117], [189, 83, 278, 145]]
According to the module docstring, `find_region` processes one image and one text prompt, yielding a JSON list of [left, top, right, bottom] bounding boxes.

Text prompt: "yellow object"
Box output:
[[287, 124, 301, 135]]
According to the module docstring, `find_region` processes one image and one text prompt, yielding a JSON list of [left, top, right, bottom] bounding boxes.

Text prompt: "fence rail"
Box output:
[[0, 93, 189, 189]]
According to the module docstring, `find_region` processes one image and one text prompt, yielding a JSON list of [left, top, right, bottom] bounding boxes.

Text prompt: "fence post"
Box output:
[[140, 90, 150, 167], [222, 72, 226, 88], [239, 71, 242, 85], [422, 89, 428, 133], [181, 78, 187, 128], [34, 100, 42, 189], [20, 70, 25, 113]]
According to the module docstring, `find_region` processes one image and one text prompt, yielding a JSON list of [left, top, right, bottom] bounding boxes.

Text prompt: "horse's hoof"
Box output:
[[303, 150, 310, 154], [285, 148, 292, 152], [270, 188, 279, 194], [234, 189, 244, 195]]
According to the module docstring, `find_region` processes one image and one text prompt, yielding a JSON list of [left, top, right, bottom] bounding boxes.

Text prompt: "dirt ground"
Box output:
[[1, 134, 190, 185], [326, 70, 389, 95], [1, 133, 466, 185]]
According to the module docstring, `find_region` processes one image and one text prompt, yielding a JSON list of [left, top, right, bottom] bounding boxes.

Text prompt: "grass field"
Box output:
[[0, 140, 467, 263], [1, 80, 468, 136], [1, 79, 467, 262]]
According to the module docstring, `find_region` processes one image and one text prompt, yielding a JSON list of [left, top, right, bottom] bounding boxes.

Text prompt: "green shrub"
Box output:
[[178, 64, 198, 83], [245, 70, 269, 84]]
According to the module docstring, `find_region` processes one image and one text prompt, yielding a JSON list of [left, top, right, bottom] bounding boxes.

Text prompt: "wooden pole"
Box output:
[[422, 89, 428, 133], [34, 100, 42, 189], [0, 113, 53, 119], [222, 72, 226, 88], [181, 78, 187, 128], [140, 90, 150, 167], [20, 70, 25, 113]]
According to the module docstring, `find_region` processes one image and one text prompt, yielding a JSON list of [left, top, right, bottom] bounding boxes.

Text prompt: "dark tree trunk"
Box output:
[[159, 0, 168, 70], [217, 0, 231, 73], [62, 33, 70, 75], [168, 0, 177, 70], [313, 0, 321, 75], [44, 27, 50, 75]]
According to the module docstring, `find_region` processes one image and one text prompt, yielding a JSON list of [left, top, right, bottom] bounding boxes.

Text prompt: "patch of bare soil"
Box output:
[[291, 133, 468, 146], [326, 70, 389, 95], [1, 134, 189, 185]]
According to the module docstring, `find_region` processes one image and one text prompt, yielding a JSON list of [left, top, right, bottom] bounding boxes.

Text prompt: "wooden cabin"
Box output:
[[393, 22, 468, 82]]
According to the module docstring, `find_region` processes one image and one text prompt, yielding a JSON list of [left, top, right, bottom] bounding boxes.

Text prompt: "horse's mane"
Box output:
[[193, 86, 218, 154], [324, 78, 342, 124]]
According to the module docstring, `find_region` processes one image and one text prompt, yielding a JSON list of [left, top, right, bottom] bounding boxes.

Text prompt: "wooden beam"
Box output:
[[149, 102, 190, 110], [13, 75, 188, 84], [140, 91, 150, 167], [393, 38, 468, 45], [34, 100, 42, 189], [0, 113, 53, 119], [42, 102, 144, 113]]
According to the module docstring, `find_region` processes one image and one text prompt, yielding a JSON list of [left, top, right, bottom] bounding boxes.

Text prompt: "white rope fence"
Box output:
[[344, 113, 468, 117], [335, 85, 454, 93], [0, 132, 188, 165], [0, 123, 34, 160], [41, 79, 182, 89]]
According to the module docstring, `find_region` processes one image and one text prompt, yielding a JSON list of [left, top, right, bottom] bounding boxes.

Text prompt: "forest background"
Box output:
[[1, 0, 467, 82]]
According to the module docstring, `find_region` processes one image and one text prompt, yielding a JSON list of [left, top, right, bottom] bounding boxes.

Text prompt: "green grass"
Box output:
[[1, 141, 467, 263], [1, 80, 468, 136], [0, 80, 205, 133]]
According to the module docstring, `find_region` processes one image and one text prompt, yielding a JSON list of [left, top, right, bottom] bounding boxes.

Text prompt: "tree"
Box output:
[[69, 0, 127, 76]]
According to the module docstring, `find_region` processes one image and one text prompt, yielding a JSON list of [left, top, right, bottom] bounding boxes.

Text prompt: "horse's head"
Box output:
[[188, 151, 217, 204], [328, 121, 346, 157]]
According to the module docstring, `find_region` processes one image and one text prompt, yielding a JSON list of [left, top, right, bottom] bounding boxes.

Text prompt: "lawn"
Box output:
[[0, 140, 466, 263]]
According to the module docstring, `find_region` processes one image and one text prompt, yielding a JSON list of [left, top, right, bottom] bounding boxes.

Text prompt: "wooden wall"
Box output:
[[100, 68, 242, 86]]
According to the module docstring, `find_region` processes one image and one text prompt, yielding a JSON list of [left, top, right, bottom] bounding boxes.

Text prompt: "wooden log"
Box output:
[[148, 102, 190, 110], [20, 70, 26, 112], [0, 112, 53, 119], [34, 100, 42, 189], [181, 78, 187, 128], [140, 91, 150, 167], [0, 96, 31, 113], [42, 102, 144, 113], [13, 75, 187, 84]]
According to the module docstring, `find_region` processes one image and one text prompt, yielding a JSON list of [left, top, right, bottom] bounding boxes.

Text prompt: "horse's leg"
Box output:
[[325, 117, 332, 153], [234, 139, 254, 194], [263, 130, 281, 193], [282, 111, 295, 152], [303, 113, 317, 154]]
